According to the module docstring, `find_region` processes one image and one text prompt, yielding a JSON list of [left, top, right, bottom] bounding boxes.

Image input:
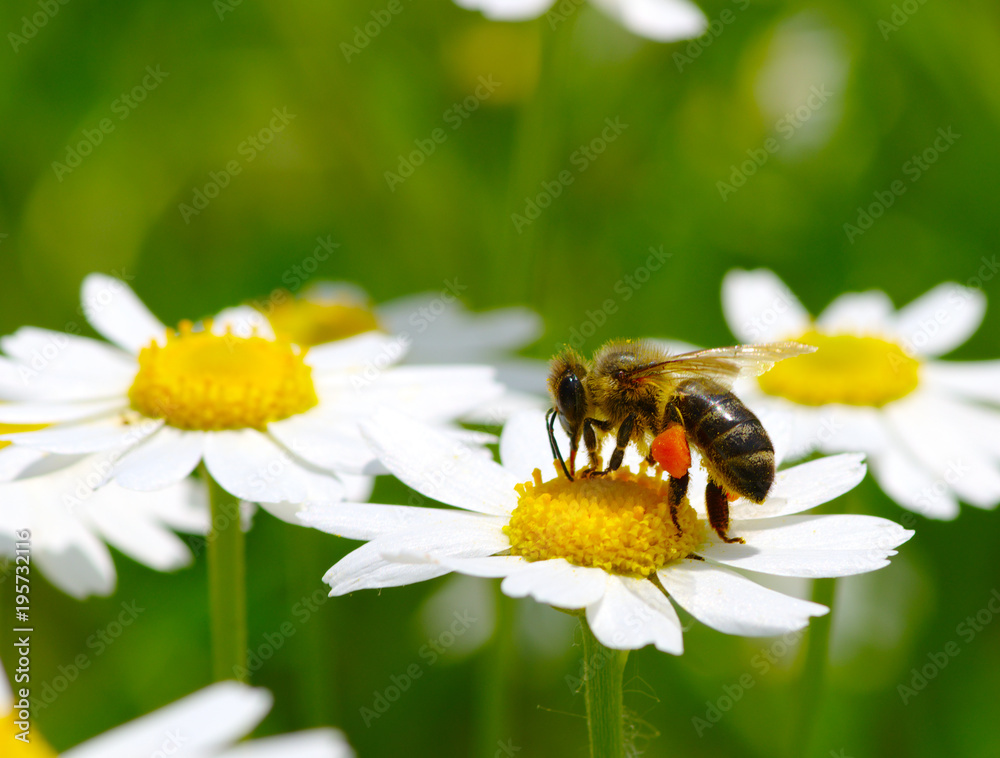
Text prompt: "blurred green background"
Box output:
[[2, 0, 999, 755]]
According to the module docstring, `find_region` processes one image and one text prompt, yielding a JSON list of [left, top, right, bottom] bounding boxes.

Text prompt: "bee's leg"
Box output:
[[581, 418, 608, 475], [598, 414, 635, 475], [706, 481, 744, 544], [668, 473, 688, 533]]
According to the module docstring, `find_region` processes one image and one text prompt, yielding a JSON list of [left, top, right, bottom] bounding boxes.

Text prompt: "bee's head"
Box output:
[[547, 348, 589, 456]]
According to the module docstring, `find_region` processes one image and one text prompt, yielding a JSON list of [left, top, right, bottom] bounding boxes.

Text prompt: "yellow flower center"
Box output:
[[263, 294, 380, 347], [505, 465, 703, 577], [128, 321, 318, 431], [758, 329, 920, 407], [2, 709, 57, 757]]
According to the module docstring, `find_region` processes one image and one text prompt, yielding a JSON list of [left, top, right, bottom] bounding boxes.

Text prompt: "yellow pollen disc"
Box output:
[[128, 321, 318, 431], [758, 329, 920, 407], [505, 465, 703, 577], [263, 294, 380, 347]]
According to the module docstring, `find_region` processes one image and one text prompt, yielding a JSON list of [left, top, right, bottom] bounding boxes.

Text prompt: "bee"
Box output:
[[545, 339, 815, 544]]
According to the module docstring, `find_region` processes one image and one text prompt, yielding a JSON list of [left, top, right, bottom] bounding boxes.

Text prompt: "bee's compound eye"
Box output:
[[556, 372, 586, 427], [614, 370, 626, 382]]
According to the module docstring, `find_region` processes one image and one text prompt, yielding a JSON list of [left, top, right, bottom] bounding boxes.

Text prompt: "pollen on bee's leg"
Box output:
[[651, 425, 691, 479]]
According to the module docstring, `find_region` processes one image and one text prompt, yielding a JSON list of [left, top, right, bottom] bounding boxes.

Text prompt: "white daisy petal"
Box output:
[[1, 326, 137, 387], [436, 554, 528, 578], [453, 0, 555, 22], [34, 532, 117, 599], [740, 453, 867, 518], [922, 360, 1000, 405], [499, 558, 609, 609], [0, 446, 47, 482], [0, 416, 162, 454], [658, 560, 827, 636], [221, 729, 354, 758], [702, 515, 913, 577], [268, 414, 376, 475], [722, 269, 811, 343], [203, 429, 344, 504], [61, 682, 271, 758], [83, 486, 196, 572], [298, 501, 501, 541], [885, 392, 1000, 508], [0, 398, 127, 424], [499, 409, 565, 479], [590, 0, 707, 42], [817, 290, 896, 336], [81, 273, 167, 353], [305, 333, 409, 372], [868, 444, 959, 520], [892, 283, 986, 357], [112, 427, 205, 491], [338, 472, 375, 503], [361, 410, 519, 516], [586, 575, 684, 654]]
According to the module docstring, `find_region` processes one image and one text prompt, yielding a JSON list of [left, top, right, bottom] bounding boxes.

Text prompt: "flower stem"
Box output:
[[580, 617, 629, 758], [792, 576, 837, 756], [202, 463, 247, 682]]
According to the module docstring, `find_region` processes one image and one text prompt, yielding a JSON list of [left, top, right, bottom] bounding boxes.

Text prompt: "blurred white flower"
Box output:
[[301, 410, 911, 654], [722, 268, 1000, 520], [0, 275, 503, 521], [0, 448, 207, 599], [454, 0, 707, 43], [0, 666, 352, 758], [263, 281, 549, 424]]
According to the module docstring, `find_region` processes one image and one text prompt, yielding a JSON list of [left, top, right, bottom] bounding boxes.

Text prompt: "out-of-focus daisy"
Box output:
[[0, 662, 352, 757], [261, 281, 548, 424], [454, 0, 707, 43], [0, 447, 207, 599], [722, 268, 1000, 520], [0, 275, 503, 517], [301, 410, 911, 653]]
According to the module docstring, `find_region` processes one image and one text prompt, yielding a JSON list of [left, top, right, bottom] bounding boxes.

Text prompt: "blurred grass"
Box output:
[[2, 0, 1000, 756]]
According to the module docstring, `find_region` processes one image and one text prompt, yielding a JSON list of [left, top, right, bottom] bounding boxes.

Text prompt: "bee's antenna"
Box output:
[[546, 407, 573, 481]]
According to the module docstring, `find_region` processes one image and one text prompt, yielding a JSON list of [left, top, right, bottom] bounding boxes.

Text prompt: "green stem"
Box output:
[[792, 576, 837, 757], [202, 463, 247, 683], [580, 617, 629, 758]]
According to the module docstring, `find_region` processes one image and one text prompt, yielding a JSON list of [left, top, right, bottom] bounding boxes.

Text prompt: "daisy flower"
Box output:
[[300, 409, 912, 653], [0, 447, 207, 599], [0, 274, 503, 516], [453, 0, 707, 43], [1, 663, 352, 757], [261, 281, 548, 423], [722, 268, 1000, 520]]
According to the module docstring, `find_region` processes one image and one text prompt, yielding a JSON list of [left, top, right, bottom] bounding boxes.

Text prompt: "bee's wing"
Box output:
[[631, 342, 816, 390]]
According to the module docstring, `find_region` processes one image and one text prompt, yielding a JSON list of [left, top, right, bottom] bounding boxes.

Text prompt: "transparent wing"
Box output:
[[630, 342, 816, 390]]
